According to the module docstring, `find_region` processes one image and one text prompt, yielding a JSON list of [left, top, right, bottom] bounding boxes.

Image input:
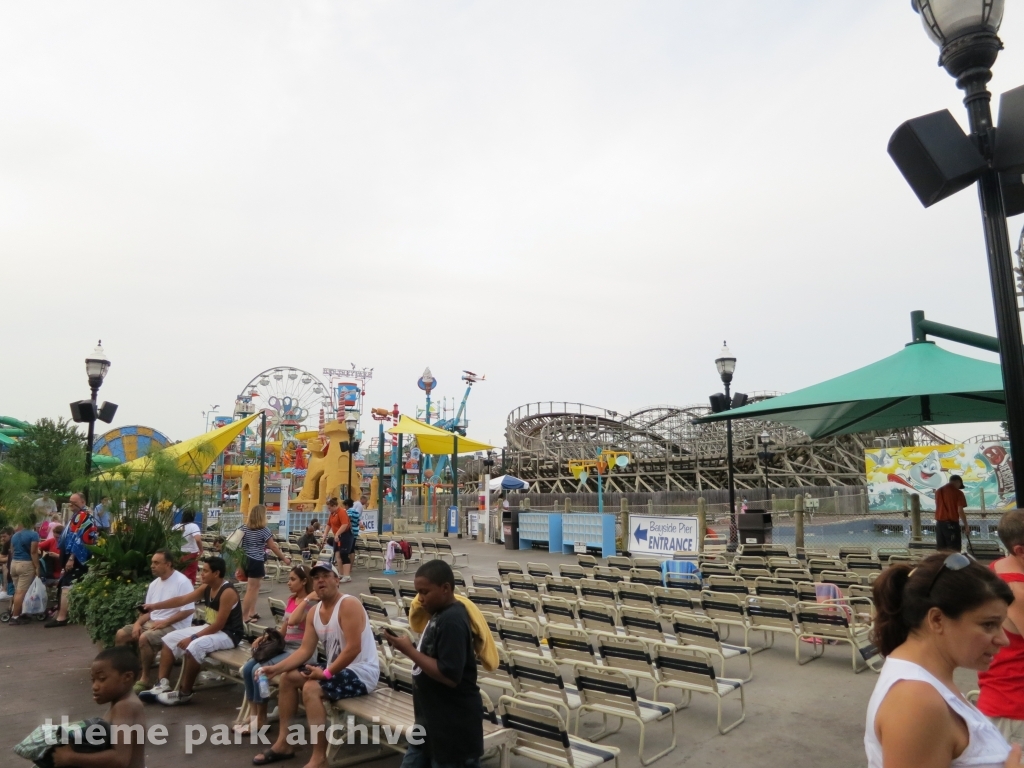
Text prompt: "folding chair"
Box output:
[[434, 537, 469, 566], [700, 562, 736, 579], [507, 652, 583, 725], [670, 611, 753, 682], [652, 586, 701, 615], [593, 566, 625, 584], [367, 577, 403, 615], [419, 538, 441, 561], [364, 538, 386, 571], [541, 596, 579, 627], [576, 554, 598, 574], [498, 560, 525, 583], [473, 574, 504, 591], [496, 615, 545, 654], [796, 599, 881, 673], [576, 600, 618, 634], [509, 573, 542, 594], [572, 663, 677, 765], [359, 594, 392, 623], [594, 633, 659, 688], [397, 580, 418, 615], [618, 605, 667, 642], [651, 644, 745, 734], [579, 579, 617, 607], [559, 564, 587, 583], [732, 556, 766, 569], [498, 695, 620, 768], [629, 568, 664, 589], [753, 577, 799, 608], [545, 576, 580, 600], [478, 646, 516, 694], [632, 557, 663, 574], [737, 568, 772, 591], [268, 597, 287, 624], [845, 556, 883, 578], [774, 568, 813, 583], [838, 546, 871, 560], [545, 625, 598, 666], [617, 582, 655, 611], [767, 557, 802, 572], [664, 571, 702, 590], [452, 570, 467, 589], [745, 595, 800, 659], [701, 591, 760, 649], [607, 555, 634, 573], [819, 570, 863, 596], [807, 558, 844, 581], [468, 586, 507, 618], [509, 589, 544, 623], [707, 575, 750, 597], [528, 562, 554, 579]]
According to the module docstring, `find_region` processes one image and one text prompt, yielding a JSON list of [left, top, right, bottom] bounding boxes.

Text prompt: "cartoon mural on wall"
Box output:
[[866, 442, 1015, 511]]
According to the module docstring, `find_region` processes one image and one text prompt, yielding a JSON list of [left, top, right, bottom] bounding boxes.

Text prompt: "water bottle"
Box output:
[[257, 669, 271, 700]]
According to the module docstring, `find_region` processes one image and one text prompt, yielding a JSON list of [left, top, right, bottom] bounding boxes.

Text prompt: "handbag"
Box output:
[[251, 628, 286, 663], [224, 527, 245, 552]]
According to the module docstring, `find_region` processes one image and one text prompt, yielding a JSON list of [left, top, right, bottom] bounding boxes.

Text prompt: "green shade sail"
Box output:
[[694, 342, 1005, 439]]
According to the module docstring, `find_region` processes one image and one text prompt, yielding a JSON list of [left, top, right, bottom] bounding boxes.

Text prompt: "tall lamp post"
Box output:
[[713, 343, 740, 548], [343, 410, 360, 502], [758, 430, 773, 501], [71, 342, 117, 500], [201, 405, 220, 512], [418, 368, 435, 510], [892, 1, 1024, 500]]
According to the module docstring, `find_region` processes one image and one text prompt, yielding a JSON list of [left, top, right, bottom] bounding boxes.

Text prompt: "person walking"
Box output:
[[327, 497, 354, 583], [8, 519, 40, 625], [935, 475, 969, 553], [238, 565, 317, 735], [865, 552, 1020, 768], [239, 504, 291, 623], [384, 560, 484, 768]]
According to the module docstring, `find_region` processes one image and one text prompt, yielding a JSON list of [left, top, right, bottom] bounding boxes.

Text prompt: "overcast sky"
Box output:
[[4, 1, 1023, 449]]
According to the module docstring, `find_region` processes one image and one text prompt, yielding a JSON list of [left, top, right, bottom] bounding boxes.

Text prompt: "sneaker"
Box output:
[[43, 618, 69, 628], [340, 575, 352, 583], [156, 690, 192, 706], [138, 679, 171, 703]]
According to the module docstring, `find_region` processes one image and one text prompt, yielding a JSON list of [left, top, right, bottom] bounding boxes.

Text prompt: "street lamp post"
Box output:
[[715, 343, 738, 548], [758, 430, 772, 500], [905, 1, 1024, 501], [344, 410, 360, 502], [418, 368, 435, 511], [75, 341, 118, 496]]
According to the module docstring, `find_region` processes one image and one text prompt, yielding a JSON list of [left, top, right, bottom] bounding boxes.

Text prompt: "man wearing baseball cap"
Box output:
[[253, 561, 378, 766]]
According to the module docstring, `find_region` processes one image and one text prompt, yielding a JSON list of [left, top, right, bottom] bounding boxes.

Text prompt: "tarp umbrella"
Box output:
[[386, 415, 493, 454], [95, 413, 259, 479], [489, 475, 530, 492], [693, 341, 1005, 439]]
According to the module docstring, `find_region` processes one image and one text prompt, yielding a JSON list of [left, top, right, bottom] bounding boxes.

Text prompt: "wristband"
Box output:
[[322, 668, 333, 680], [191, 634, 198, 642]]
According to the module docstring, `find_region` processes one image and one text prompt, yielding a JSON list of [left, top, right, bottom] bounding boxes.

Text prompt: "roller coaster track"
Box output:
[[499, 399, 952, 494]]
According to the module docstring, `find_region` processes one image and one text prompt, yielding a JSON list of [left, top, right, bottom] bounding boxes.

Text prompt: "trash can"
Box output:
[[737, 511, 773, 545], [503, 509, 520, 550]]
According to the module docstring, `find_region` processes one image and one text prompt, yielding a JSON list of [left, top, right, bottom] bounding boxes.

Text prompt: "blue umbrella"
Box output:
[[489, 475, 530, 491]]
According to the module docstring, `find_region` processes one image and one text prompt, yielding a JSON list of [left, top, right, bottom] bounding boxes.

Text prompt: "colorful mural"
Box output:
[[866, 442, 1015, 512]]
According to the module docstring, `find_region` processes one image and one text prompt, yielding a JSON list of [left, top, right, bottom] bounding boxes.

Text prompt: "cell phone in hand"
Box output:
[[136, 603, 147, 613], [383, 628, 398, 637]]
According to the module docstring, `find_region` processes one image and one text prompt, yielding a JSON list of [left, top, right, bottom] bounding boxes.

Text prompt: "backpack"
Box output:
[[397, 540, 412, 560]]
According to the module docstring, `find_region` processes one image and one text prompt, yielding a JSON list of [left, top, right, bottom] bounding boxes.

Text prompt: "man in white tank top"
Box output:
[[254, 563, 378, 768]]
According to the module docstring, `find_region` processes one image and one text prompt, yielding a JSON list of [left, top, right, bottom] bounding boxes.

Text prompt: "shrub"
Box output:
[[68, 571, 148, 647]]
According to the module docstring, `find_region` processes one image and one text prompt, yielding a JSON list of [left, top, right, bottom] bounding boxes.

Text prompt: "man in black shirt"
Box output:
[[297, 524, 317, 551], [384, 560, 484, 768]]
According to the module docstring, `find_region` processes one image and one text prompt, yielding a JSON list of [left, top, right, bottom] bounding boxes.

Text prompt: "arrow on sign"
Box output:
[[633, 523, 648, 545]]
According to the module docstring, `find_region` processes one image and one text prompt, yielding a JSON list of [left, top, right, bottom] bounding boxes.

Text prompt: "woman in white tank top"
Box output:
[[865, 552, 1018, 768]]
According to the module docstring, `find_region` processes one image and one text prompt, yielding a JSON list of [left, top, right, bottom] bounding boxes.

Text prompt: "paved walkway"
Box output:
[[0, 538, 982, 768]]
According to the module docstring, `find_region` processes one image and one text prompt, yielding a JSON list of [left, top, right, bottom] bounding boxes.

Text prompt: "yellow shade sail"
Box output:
[[386, 415, 493, 455], [95, 413, 258, 479]]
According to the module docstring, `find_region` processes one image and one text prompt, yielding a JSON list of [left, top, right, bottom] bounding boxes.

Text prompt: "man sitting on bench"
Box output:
[[254, 562, 378, 768], [139, 555, 244, 706]]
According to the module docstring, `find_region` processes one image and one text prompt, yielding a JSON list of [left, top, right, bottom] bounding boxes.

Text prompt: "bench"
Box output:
[[328, 686, 514, 768]]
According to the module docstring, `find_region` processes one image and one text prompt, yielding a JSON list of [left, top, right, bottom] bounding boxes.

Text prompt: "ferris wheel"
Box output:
[[237, 367, 333, 440]]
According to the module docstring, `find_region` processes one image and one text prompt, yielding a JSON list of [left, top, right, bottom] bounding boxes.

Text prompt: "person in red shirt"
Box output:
[[934, 475, 968, 552], [39, 524, 63, 581], [978, 510, 1024, 740]]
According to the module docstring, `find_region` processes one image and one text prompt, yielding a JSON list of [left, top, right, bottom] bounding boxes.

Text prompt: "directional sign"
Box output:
[[628, 515, 698, 558]]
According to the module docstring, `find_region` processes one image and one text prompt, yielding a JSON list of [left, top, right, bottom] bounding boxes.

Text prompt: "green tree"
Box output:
[[6, 417, 86, 494], [0, 463, 36, 529]]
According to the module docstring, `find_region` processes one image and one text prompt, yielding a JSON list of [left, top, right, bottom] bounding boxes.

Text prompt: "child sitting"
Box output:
[[51, 647, 146, 768]]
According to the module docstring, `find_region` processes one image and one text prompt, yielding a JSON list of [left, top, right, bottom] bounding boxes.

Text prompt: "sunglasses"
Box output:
[[926, 552, 971, 596]]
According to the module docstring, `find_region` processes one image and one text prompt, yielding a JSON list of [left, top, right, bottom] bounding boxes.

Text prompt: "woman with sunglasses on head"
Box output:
[[237, 565, 318, 735], [978, 511, 1024, 741], [867, 552, 1020, 768]]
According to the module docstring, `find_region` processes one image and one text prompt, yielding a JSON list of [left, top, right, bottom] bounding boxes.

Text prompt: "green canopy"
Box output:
[[694, 341, 1005, 439]]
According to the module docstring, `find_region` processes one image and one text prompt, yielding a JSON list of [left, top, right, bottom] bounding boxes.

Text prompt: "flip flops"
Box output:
[[252, 749, 295, 765]]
